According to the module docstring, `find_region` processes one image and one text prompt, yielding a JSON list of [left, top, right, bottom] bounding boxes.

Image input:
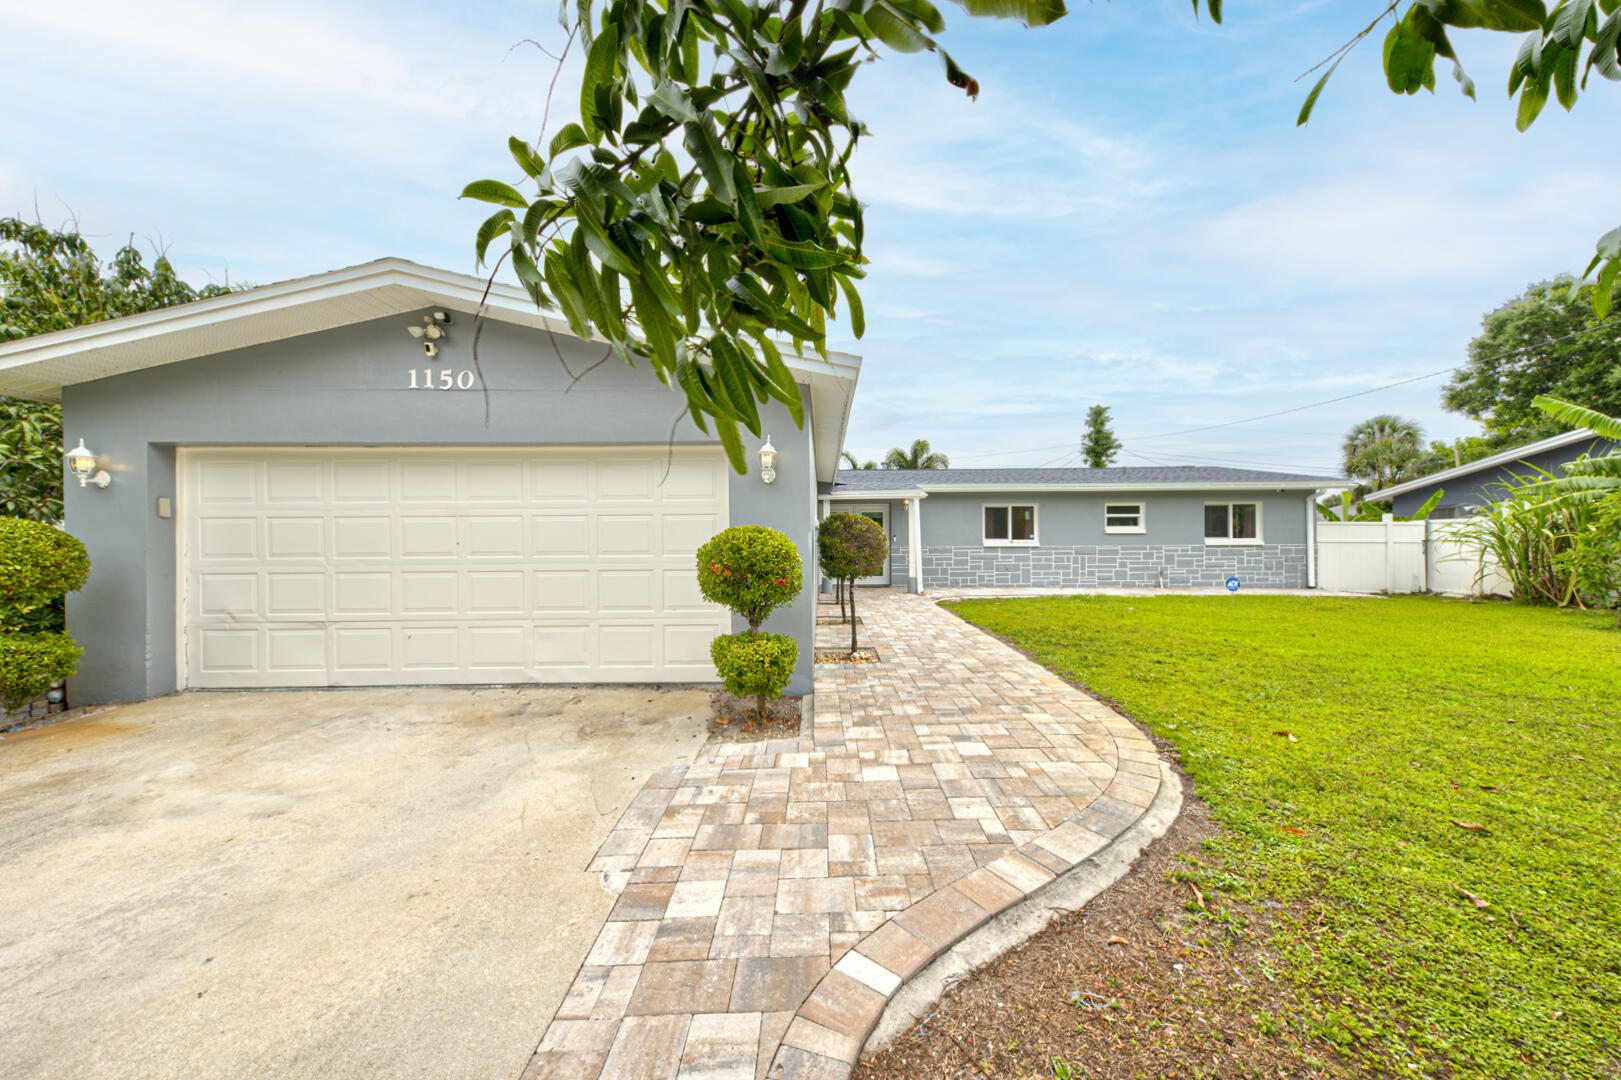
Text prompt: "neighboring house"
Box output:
[[822, 467, 1344, 592], [0, 259, 859, 704], [1364, 429, 1618, 518]]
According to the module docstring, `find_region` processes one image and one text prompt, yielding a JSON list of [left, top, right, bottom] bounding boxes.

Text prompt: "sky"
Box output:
[[2, 0, 1616, 477]]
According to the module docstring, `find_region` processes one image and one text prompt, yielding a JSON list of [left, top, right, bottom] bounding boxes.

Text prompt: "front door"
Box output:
[[846, 504, 890, 586]]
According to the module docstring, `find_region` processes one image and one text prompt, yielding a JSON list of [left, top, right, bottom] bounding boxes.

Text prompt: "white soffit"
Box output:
[[0, 257, 861, 483]]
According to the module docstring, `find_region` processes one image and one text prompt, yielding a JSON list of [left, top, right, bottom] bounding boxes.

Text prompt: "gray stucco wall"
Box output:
[[1391, 438, 1619, 517], [61, 312, 818, 702], [915, 490, 1314, 588]]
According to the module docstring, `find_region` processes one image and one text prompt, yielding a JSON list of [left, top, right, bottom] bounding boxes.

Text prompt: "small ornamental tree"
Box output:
[[817, 513, 888, 656], [696, 525, 803, 723], [0, 518, 90, 711]]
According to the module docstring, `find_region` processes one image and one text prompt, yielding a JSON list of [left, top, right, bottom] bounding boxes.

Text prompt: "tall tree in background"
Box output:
[[1443, 278, 1621, 447], [882, 439, 948, 470], [1080, 404, 1122, 468], [1342, 414, 1425, 494], [0, 218, 231, 521], [468, 0, 1619, 477]]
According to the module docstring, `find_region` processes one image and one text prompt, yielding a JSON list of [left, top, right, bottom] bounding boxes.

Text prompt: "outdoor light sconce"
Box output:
[[65, 438, 111, 489], [759, 436, 777, 484], [406, 311, 452, 357]]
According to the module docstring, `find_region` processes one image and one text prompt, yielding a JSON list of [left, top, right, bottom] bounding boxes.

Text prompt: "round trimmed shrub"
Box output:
[[0, 632, 82, 712], [0, 518, 90, 632], [817, 513, 888, 654], [696, 525, 803, 631], [710, 630, 798, 724], [817, 513, 888, 583]]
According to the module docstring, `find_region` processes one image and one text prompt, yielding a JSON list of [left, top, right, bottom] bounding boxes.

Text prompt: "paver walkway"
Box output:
[[522, 589, 1163, 1080]]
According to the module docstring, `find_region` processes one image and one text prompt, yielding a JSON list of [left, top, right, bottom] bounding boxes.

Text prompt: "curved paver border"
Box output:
[[522, 590, 1167, 1080]]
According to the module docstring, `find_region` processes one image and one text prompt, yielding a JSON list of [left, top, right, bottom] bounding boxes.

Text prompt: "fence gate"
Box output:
[[1315, 517, 1508, 596]]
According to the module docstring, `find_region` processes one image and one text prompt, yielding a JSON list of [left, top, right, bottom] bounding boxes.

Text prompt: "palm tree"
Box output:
[[882, 438, 949, 470], [840, 450, 877, 470], [1342, 415, 1425, 493]]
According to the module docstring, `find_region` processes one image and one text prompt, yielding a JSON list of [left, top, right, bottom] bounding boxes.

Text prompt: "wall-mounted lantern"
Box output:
[[759, 436, 777, 485], [65, 439, 111, 489]]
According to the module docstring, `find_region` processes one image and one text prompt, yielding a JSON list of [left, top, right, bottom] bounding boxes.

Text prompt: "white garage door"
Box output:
[[178, 446, 730, 688]]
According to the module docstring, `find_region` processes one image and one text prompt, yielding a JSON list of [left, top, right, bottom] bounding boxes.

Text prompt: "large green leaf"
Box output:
[[682, 115, 738, 205], [462, 180, 529, 208], [579, 22, 620, 140], [1532, 395, 1621, 439], [940, 0, 1066, 27]]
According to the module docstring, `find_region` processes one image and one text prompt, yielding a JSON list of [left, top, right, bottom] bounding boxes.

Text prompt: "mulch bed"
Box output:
[[858, 783, 1360, 1080], [814, 648, 880, 664], [707, 689, 804, 741]]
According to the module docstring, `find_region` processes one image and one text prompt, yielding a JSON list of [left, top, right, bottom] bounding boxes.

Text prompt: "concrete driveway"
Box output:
[[0, 686, 711, 1080]]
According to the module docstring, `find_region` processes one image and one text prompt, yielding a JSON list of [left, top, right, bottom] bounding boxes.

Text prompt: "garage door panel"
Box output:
[[462, 516, 524, 557], [533, 459, 589, 501], [200, 518, 257, 559], [400, 517, 456, 557], [335, 573, 393, 616], [468, 572, 524, 614], [198, 574, 257, 616], [597, 515, 653, 555], [266, 517, 325, 558], [267, 573, 325, 616], [400, 572, 457, 614], [334, 517, 391, 559], [267, 629, 326, 671], [265, 462, 324, 502], [182, 447, 730, 688], [333, 461, 390, 501], [333, 627, 393, 671], [533, 516, 589, 556]]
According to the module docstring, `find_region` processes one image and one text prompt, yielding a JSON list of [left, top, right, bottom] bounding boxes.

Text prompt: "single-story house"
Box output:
[[823, 466, 1343, 592], [0, 259, 858, 704], [0, 256, 1346, 706], [1363, 428, 1618, 518]]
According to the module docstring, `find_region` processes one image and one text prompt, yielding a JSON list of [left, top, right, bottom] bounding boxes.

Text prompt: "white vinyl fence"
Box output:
[[1316, 517, 1511, 597]]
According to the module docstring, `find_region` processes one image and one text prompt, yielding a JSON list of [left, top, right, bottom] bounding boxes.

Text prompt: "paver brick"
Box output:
[[536, 588, 1164, 1080]]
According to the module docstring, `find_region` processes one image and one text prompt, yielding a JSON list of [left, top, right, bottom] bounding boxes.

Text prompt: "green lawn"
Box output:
[[944, 594, 1620, 1080]]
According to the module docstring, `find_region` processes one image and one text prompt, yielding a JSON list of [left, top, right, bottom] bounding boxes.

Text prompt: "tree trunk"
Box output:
[[756, 691, 768, 725], [848, 577, 858, 656]]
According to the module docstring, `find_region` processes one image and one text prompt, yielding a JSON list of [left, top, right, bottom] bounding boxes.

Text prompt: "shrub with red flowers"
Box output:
[[695, 525, 803, 632], [696, 526, 804, 724]]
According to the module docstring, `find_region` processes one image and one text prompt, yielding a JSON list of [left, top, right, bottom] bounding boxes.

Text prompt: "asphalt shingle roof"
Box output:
[[831, 466, 1345, 490]]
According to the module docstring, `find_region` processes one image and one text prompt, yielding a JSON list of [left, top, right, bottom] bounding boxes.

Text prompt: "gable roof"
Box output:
[[832, 465, 1344, 492], [1362, 428, 1609, 502], [0, 257, 861, 483]]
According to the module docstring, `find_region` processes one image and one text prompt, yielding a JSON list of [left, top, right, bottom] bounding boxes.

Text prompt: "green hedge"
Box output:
[[711, 630, 798, 723], [0, 632, 82, 712], [0, 517, 90, 633]]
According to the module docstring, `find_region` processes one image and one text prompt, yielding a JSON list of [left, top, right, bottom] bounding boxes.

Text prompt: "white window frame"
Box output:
[[982, 502, 1039, 547], [1203, 500, 1264, 546], [1103, 501, 1146, 535]]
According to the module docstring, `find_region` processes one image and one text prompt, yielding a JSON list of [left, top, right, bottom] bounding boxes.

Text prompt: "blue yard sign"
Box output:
[[1225, 577, 1241, 593]]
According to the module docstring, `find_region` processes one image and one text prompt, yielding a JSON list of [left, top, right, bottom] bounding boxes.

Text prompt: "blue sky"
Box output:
[[3, 0, 1616, 475]]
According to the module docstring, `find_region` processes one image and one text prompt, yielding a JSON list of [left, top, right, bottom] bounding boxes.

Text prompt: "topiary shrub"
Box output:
[[0, 633, 82, 712], [697, 525, 803, 723], [0, 517, 91, 634], [0, 518, 90, 713], [711, 630, 798, 724], [696, 525, 803, 632], [817, 513, 888, 655]]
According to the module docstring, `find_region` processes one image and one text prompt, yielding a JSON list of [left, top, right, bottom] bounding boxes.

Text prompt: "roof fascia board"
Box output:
[[1363, 428, 1600, 500], [827, 488, 928, 500], [909, 481, 1340, 493]]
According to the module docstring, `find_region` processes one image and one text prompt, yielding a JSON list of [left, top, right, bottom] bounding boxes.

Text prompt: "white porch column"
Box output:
[[1306, 492, 1318, 589], [907, 496, 923, 594]]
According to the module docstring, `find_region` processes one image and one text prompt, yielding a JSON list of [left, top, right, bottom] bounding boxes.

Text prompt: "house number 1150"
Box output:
[[409, 368, 476, 390]]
